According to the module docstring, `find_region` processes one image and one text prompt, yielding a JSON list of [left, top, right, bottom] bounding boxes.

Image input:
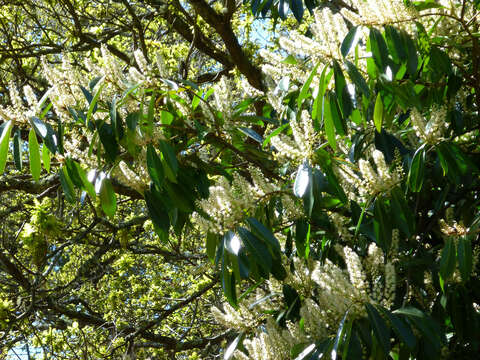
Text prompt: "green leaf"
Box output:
[[365, 303, 390, 354], [390, 187, 415, 237], [295, 219, 309, 258], [28, 129, 41, 182], [221, 260, 237, 308], [297, 61, 320, 108], [408, 145, 426, 192], [373, 93, 383, 132], [457, 236, 472, 282], [0, 120, 12, 173], [341, 26, 360, 58], [345, 60, 370, 98], [224, 332, 244, 360], [98, 122, 119, 163], [246, 217, 281, 253], [146, 144, 164, 187], [293, 162, 311, 198], [206, 233, 218, 263], [85, 80, 105, 123], [158, 140, 178, 179], [239, 127, 263, 144], [384, 25, 406, 64], [282, 54, 297, 65], [374, 196, 391, 252], [263, 123, 289, 148], [66, 160, 95, 199], [312, 65, 329, 128], [333, 61, 352, 120], [42, 145, 50, 173], [109, 95, 118, 138], [59, 166, 76, 203], [13, 129, 22, 171], [237, 227, 272, 274], [289, 0, 304, 22], [394, 307, 442, 351], [439, 237, 456, 281], [30, 117, 57, 154], [332, 311, 349, 359], [369, 28, 389, 71], [144, 186, 170, 234], [324, 97, 337, 150], [377, 306, 416, 350], [99, 178, 117, 218]]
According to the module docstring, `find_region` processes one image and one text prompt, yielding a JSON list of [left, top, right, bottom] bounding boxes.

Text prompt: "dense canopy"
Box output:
[[0, 0, 480, 359]]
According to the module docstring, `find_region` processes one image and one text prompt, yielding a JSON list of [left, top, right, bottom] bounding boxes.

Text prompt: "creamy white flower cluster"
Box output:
[[270, 110, 316, 163], [0, 83, 38, 125], [211, 302, 261, 332], [234, 317, 307, 360], [223, 244, 397, 359], [410, 106, 448, 145], [280, 8, 348, 64], [336, 149, 403, 200], [195, 168, 300, 233], [341, 0, 417, 27]]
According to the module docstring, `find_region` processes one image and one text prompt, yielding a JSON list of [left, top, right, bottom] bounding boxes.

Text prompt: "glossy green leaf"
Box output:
[[145, 186, 170, 234], [333, 61, 352, 120], [146, 144, 164, 187], [377, 306, 416, 350], [293, 162, 311, 198], [297, 61, 320, 108], [390, 187, 415, 237], [263, 123, 289, 148], [66, 160, 95, 199], [373, 93, 383, 132], [457, 236, 472, 282], [345, 60, 370, 98], [369, 28, 389, 71], [374, 196, 391, 252], [59, 166, 76, 203], [13, 129, 22, 171], [224, 332, 244, 360], [206, 233, 218, 263], [384, 25, 406, 64], [408, 145, 426, 192], [30, 116, 57, 154], [237, 227, 272, 274], [85, 80, 105, 123], [289, 0, 304, 22], [324, 97, 337, 150], [282, 54, 297, 65], [42, 145, 50, 173], [365, 303, 390, 354], [99, 178, 117, 218], [246, 218, 281, 253], [295, 219, 309, 258], [158, 140, 178, 179], [341, 26, 360, 58], [0, 120, 12, 173], [439, 237, 456, 281], [28, 128, 41, 182], [221, 260, 237, 308], [394, 307, 442, 351], [98, 122, 119, 163]]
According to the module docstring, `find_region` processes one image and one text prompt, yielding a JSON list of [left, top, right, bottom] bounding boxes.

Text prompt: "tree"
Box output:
[[0, 0, 480, 359]]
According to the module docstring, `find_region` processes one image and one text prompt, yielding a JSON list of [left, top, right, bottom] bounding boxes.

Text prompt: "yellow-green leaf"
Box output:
[[0, 120, 12, 173], [374, 93, 384, 132], [29, 128, 41, 181]]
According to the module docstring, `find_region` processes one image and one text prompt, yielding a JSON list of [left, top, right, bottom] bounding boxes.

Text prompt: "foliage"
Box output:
[[0, 0, 480, 359]]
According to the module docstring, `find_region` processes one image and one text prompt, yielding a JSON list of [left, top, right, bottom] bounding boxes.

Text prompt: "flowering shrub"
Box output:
[[0, 0, 480, 358]]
